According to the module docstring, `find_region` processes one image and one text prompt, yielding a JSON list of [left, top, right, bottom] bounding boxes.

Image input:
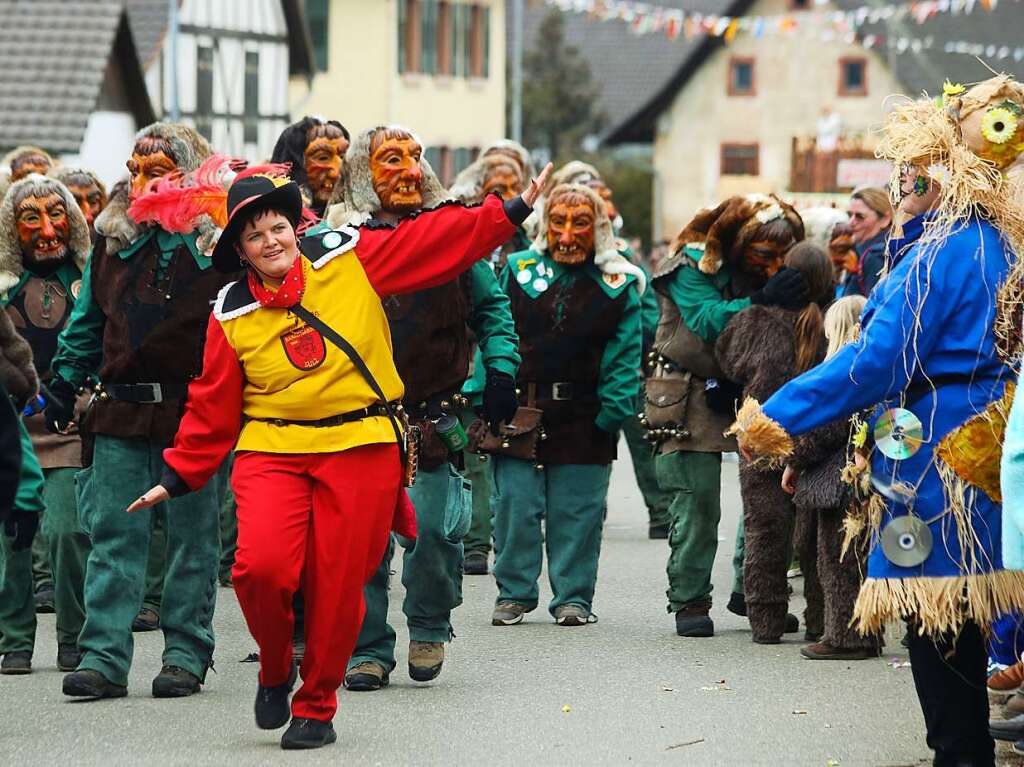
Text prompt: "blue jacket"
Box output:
[[762, 215, 1013, 581]]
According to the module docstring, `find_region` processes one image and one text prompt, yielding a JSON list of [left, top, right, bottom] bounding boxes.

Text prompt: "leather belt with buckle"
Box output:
[[103, 383, 187, 404], [527, 382, 597, 402]]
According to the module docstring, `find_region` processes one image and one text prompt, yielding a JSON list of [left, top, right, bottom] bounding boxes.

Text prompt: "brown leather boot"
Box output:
[[675, 600, 713, 637], [408, 641, 444, 682]]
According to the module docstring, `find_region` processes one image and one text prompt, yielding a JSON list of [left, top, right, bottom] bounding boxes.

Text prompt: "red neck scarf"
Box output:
[[247, 254, 306, 308]]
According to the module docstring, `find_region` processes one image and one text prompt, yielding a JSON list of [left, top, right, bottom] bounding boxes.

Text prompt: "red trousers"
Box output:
[[231, 444, 399, 721]]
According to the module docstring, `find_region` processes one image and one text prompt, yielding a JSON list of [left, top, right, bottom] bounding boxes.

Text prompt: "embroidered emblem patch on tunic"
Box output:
[[280, 324, 327, 370]]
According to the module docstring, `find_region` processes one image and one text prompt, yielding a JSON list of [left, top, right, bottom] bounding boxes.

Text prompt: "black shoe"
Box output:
[[34, 585, 55, 614], [280, 717, 337, 750], [990, 713, 1024, 741], [675, 603, 714, 638], [648, 522, 670, 540], [464, 552, 489, 575], [726, 592, 747, 617], [57, 643, 82, 673], [785, 613, 800, 633], [255, 662, 298, 730], [152, 665, 202, 698], [132, 607, 160, 632], [804, 630, 823, 642], [62, 668, 127, 699], [0, 651, 32, 675]]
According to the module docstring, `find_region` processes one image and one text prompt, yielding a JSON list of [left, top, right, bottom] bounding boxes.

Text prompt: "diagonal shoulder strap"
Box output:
[[289, 303, 406, 466]]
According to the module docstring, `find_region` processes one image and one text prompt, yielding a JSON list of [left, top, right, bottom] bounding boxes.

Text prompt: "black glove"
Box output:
[[482, 369, 518, 433], [43, 376, 77, 434], [750, 268, 809, 310], [704, 378, 744, 416], [4, 508, 39, 551]]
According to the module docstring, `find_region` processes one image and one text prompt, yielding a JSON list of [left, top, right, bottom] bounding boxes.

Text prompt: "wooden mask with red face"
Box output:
[[546, 189, 596, 265], [369, 128, 424, 214], [304, 122, 348, 205], [126, 136, 179, 202], [15, 190, 71, 269]]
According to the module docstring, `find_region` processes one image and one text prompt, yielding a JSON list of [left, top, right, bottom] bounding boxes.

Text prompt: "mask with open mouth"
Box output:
[[16, 192, 70, 270], [546, 189, 596, 265], [304, 124, 348, 206], [370, 129, 424, 215]]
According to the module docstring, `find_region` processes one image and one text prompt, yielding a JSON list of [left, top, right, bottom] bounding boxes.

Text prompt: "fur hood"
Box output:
[[669, 193, 804, 276], [325, 125, 449, 228], [0, 309, 38, 407], [0, 174, 91, 294], [449, 139, 535, 202], [48, 165, 107, 199], [548, 160, 600, 192], [529, 183, 646, 294], [95, 122, 211, 254]]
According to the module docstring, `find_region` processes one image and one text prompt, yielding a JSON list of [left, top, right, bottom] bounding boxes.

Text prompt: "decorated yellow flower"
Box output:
[[942, 80, 966, 106], [981, 106, 1019, 145]]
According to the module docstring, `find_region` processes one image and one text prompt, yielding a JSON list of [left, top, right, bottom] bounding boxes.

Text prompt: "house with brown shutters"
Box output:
[[294, 0, 506, 185], [542, 0, 1023, 242]]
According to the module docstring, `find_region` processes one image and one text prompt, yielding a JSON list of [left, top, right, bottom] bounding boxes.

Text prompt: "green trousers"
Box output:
[[622, 411, 672, 528], [462, 452, 494, 557], [491, 457, 611, 615], [75, 435, 220, 685], [31, 521, 51, 592], [732, 515, 745, 595], [349, 462, 469, 672], [142, 509, 166, 612], [218, 477, 238, 583], [658, 450, 722, 612], [0, 420, 46, 653]]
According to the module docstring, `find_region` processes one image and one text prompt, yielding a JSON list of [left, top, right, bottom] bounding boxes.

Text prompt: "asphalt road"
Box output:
[[0, 447, 949, 766]]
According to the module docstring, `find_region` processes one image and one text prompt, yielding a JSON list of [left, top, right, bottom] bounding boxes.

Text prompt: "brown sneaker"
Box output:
[[989, 661, 1024, 702], [800, 641, 876, 661], [492, 601, 528, 626], [344, 661, 389, 692], [408, 641, 444, 682]]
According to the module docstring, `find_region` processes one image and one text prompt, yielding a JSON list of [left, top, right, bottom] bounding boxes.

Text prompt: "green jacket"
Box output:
[[661, 247, 751, 344], [0, 261, 82, 310], [462, 259, 519, 400], [15, 416, 44, 515]]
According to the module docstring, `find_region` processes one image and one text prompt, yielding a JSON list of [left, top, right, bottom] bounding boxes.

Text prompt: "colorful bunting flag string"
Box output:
[[543, 0, 1015, 47]]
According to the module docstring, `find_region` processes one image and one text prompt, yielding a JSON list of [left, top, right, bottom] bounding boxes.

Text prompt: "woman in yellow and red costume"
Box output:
[[129, 164, 550, 749]]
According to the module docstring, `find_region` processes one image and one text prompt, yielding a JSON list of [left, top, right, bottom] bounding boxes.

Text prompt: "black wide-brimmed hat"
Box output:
[[212, 174, 303, 272]]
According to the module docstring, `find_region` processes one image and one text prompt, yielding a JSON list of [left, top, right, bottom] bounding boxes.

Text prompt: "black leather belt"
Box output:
[[403, 390, 469, 419], [249, 402, 394, 428], [104, 382, 188, 404], [525, 382, 597, 402]]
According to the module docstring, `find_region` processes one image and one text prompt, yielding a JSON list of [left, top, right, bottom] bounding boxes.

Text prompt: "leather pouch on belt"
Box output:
[[415, 418, 450, 471], [468, 406, 544, 462], [644, 371, 690, 429]]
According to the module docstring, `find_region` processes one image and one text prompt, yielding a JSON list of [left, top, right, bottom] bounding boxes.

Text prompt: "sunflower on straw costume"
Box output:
[[732, 75, 1024, 765]]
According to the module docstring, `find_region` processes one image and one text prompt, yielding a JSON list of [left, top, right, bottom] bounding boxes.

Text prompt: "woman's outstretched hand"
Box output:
[[781, 465, 799, 495], [522, 162, 554, 209], [127, 485, 170, 514]]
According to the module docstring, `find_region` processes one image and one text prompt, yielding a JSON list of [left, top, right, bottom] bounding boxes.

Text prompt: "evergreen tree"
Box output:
[[517, 8, 604, 161]]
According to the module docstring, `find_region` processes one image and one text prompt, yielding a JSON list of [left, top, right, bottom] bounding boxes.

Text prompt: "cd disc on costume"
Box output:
[[880, 515, 933, 567], [874, 408, 924, 460]]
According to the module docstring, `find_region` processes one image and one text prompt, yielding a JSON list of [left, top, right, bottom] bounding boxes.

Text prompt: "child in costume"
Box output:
[[733, 76, 1024, 765], [783, 294, 882, 660], [714, 241, 834, 643]]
